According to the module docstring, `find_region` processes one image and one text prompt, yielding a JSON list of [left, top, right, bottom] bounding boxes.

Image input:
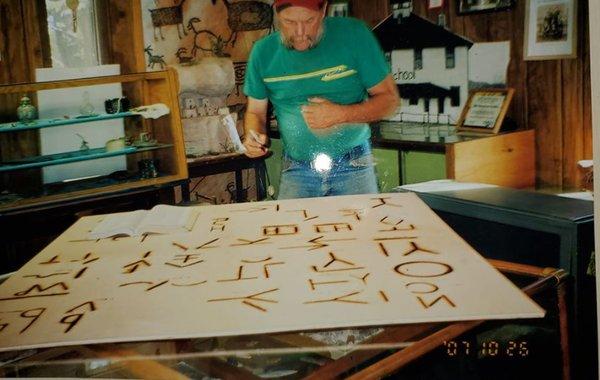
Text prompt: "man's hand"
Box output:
[[243, 130, 269, 158], [301, 97, 345, 130]]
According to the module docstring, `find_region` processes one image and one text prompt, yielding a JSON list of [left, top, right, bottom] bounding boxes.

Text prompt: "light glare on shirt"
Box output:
[[313, 153, 332, 172]]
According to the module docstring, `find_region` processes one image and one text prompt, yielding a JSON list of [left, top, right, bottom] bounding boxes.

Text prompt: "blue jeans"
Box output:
[[277, 142, 379, 200]]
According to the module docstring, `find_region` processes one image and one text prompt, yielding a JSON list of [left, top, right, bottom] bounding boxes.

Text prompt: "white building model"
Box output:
[[374, 12, 473, 124]]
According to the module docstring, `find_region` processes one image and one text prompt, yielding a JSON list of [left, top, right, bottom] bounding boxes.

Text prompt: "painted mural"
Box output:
[[141, 0, 274, 204]]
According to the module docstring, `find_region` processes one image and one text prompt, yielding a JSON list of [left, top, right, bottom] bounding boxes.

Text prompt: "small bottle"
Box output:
[[17, 96, 37, 122], [79, 91, 95, 116]]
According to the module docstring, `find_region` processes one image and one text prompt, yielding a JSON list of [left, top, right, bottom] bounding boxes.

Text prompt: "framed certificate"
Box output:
[[456, 88, 515, 134]]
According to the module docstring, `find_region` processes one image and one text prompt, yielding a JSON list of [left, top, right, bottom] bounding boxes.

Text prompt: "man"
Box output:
[[243, 0, 399, 199]]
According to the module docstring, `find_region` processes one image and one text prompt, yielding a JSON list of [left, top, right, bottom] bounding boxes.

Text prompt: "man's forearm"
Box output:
[[244, 111, 267, 135], [336, 91, 400, 124]]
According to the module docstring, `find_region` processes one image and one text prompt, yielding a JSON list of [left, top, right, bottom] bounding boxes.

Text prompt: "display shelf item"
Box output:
[[0, 112, 134, 133]]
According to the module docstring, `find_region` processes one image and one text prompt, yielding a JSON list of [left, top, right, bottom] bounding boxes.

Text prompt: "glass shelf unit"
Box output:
[[0, 144, 174, 172], [0, 112, 134, 133], [0, 69, 187, 212]]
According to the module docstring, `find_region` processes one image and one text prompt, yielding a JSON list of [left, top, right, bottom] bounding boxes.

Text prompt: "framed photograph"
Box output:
[[457, 0, 514, 15], [456, 88, 515, 134], [524, 0, 578, 60], [428, 0, 445, 9], [328, 1, 350, 17]]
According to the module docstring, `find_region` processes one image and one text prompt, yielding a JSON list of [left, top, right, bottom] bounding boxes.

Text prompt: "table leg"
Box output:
[[181, 179, 191, 203], [255, 161, 267, 200], [235, 170, 243, 202]]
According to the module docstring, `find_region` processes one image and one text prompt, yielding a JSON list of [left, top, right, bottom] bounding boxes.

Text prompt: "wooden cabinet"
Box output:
[[445, 130, 535, 187], [373, 124, 535, 188], [0, 69, 187, 212]]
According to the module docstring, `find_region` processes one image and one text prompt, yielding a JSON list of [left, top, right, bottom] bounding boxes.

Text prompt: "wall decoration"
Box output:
[[144, 45, 166, 69], [211, 0, 273, 47], [524, 0, 577, 60], [0, 193, 543, 351], [468, 41, 510, 89], [149, 0, 188, 40], [66, 0, 79, 32], [374, 13, 473, 125], [231, 61, 248, 97], [457, 0, 514, 15], [187, 18, 232, 58], [456, 88, 514, 134], [428, 0, 444, 10], [175, 47, 194, 64], [328, 1, 350, 17]]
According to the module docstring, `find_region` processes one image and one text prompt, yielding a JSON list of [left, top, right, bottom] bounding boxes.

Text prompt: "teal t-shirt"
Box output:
[[243, 17, 389, 161]]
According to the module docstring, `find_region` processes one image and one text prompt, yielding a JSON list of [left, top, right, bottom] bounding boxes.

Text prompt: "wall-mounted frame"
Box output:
[[328, 1, 350, 17], [524, 0, 578, 60], [456, 88, 515, 134], [457, 0, 514, 15], [428, 0, 445, 9]]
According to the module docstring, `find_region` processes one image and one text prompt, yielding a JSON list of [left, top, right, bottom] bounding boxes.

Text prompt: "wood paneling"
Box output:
[[350, 0, 390, 27], [105, 0, 146, 74], [528, 60, 563, 186], [354, 0, 593, 189], [0, 0, 48, 190], [562, 52, 584, 188]]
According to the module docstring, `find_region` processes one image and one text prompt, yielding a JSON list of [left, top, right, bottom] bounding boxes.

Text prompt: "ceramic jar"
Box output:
[[17, 96, 37, 122]]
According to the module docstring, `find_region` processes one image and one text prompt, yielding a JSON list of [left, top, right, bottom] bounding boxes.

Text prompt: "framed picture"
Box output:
[[456, 88, 515, 134], [428, 0, 445, 9], [328, 1, 350, 17], [457, 0, 514, 15], [524, 0, 578, 60]]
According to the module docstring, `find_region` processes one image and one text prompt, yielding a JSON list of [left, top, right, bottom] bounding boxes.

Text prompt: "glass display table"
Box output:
[[0, 260, 569, 379]]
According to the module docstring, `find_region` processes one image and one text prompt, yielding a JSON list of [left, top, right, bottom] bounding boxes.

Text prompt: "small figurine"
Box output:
[[76, 133, 90, 151], [182, 98, 198, 118], [17, 96, 37, 122]]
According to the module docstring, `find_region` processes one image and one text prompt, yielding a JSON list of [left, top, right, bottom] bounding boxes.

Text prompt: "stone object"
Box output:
[[173, 58, 235, 96]]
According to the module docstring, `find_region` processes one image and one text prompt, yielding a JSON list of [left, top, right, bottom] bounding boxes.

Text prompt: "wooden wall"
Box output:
[[0, 0, 50, 189], [352, 0, 592, 189]]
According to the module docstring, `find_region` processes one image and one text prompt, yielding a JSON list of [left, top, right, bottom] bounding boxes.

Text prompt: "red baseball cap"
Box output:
[[273, 0, 325, 11]]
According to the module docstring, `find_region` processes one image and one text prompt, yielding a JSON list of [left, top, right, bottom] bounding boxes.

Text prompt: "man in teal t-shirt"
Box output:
[[243, 0, 399, 199]]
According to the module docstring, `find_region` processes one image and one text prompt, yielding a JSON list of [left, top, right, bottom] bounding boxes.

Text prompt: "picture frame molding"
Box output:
[[428, 0, 445, 10], [456, 88, 515, 135], [456, 0, 515, 15], [523, 0, 578, 61], [327, 0, 351, 17]]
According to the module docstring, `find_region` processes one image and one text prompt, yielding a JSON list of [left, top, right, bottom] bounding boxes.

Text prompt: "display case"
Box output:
[[0, 70, 187, 212], [0, 260, 570, 379]]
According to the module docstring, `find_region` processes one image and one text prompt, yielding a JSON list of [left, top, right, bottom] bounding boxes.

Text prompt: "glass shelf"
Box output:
[[0, 112, 135, 133], [0, 144, 173, 172]]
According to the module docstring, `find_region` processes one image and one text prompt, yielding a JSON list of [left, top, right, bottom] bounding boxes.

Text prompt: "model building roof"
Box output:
[[373, 13, 473, 51]]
